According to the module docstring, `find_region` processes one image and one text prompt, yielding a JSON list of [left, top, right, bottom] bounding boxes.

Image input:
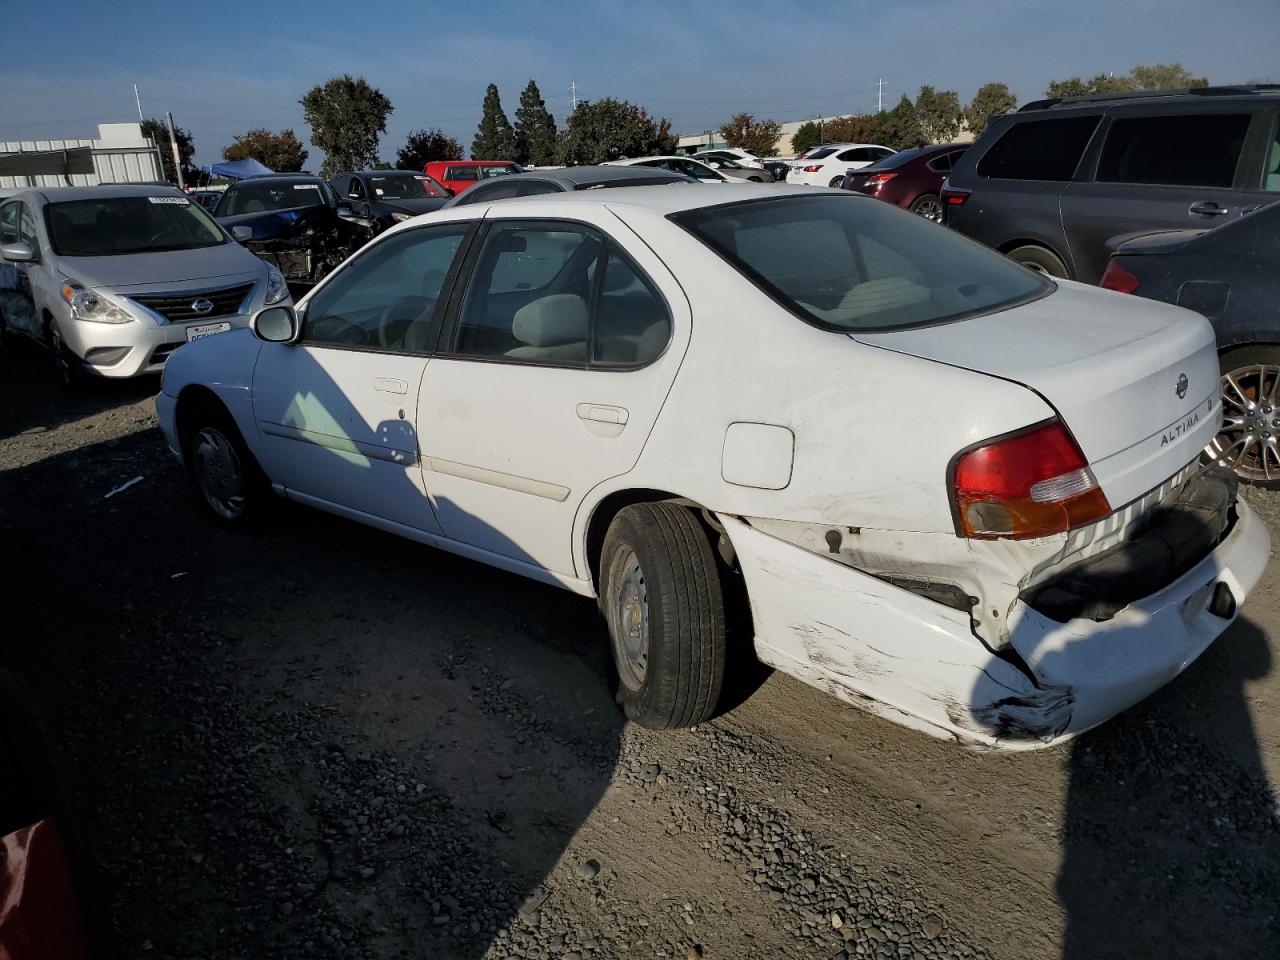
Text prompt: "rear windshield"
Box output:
[[671, 194, 1050, 332], [369, 173, 449, 199], [862, 147, 927, 171], [218, 180, 328, 217], [45, 196, 226, 256], [804, 146, 839, 160]]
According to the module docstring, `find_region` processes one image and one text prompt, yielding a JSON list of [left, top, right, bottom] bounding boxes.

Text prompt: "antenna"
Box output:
[[133, 83, 144, 124], [877, 78, 886, 113], [570, 81, 578, 110]]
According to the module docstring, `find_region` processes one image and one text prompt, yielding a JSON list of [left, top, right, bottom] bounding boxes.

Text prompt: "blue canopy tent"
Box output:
[[202, 157, 274, 180]]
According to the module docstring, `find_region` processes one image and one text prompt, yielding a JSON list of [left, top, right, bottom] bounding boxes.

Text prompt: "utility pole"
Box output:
[[570, 81, 578, 111], [164, 111, 185, 190], [133, 83, 144, 124], [877, 78, 886, 113]]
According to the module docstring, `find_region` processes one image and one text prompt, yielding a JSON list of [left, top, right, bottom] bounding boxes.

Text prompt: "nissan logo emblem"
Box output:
[[191, 298, 215, 315], [1176, 373, 1189, 400]]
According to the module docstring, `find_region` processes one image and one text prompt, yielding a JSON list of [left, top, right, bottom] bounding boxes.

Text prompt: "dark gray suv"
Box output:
[[943, 86, 1280, 283]]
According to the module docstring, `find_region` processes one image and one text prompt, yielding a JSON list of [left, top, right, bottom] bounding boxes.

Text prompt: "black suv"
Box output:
[[943, 86, 1280, 283]]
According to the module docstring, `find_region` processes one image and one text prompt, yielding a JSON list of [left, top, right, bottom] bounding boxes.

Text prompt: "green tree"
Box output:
[[513, 80, 558, 166], [655, 118, 678, 155], [556, 98, 674, 164], [790, 120, 822, 155], [825, 114, 883, 145], [141, 118, 198, 185], [914, 86, 963, 144], [965, 82, 1018, 137], [472, 84, 518, 159], [718, 113, 783, 157], [300, 75, 393, 177], [222, 128, 309, 172], [876, 95, 924, 150], [1046, 76, 1093, 99], [396, 128, 463, 170], [1130, 63, 1209, 90]]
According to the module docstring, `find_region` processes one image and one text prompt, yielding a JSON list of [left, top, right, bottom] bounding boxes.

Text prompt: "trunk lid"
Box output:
[[852, 281, 1220, 509]]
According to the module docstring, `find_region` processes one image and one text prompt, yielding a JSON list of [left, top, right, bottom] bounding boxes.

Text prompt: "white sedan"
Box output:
[[603, 156, 728, 183], [156, 184, 1269, 749], [787, 143, 895, 186]]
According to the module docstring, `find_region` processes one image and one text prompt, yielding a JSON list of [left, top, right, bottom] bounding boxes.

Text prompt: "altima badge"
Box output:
[[1176, 373, 1188, 399]]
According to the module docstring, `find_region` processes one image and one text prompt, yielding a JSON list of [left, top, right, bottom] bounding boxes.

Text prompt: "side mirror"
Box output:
[[231, 225, 253, 243], [336, 203, 353, 218], [0, 241, 36, 263], [252, 305, 299, 344], [443, 187, 455, 197]]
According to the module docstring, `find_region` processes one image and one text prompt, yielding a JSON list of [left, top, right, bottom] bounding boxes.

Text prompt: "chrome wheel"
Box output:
[[1208, 363, 1280, 482], [192, 426, 247, 520], [606, 545, 649, 692], [913, 197, 944, 223]]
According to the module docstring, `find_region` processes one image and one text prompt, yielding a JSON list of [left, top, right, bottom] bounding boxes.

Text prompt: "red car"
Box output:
[[423, 160, 521, 196], [840, 143, 968, 223]]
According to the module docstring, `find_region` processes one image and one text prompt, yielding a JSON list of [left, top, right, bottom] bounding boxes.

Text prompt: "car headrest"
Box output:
[[511, 294, 588, 347]]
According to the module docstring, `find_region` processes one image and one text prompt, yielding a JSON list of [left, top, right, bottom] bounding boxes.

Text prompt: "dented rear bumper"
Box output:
[[723, 490, 1270, 750]]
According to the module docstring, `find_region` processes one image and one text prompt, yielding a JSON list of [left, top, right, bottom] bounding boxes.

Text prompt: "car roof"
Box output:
[[429, 159, 514, 166], [519, 165, 689, 186], [230, 174, 326, 185], [22, 183, 188, 204], [466, 181, 795, 215], [1018, 84, 1280, 113]]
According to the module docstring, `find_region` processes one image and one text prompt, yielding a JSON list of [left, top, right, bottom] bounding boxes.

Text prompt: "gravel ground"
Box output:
[[1, 337, 1278, 960]]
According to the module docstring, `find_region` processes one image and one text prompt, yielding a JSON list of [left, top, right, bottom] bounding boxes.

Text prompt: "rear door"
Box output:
[[416, 212, 688, 577], [1060, 104, 1264, 283]]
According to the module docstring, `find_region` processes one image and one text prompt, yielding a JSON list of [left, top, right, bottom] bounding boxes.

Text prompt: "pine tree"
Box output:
[[514, 80, 558, 167], [472, 84, 518, 160]]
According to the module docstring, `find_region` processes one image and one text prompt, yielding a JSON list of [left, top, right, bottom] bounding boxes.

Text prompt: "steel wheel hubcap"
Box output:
[[1209, 364, 1280, 482], [607, 546, 649, 692], [193, 427, 247, 519]]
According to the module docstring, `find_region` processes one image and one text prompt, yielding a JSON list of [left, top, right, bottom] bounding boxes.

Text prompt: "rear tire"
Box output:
[[600, 503, 726, 729], [1208, 345, 1280, 489], [180, 399, 273, 528], [1005, 244, 1070, 279], [910, 193, 944, 223], [828, 176, 844, 188]]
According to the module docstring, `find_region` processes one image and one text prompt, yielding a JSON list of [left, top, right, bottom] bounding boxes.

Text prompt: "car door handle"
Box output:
[[373, 377, 408, 395], [576, 403, 629, 425], [1188, 201, 1230, 217]]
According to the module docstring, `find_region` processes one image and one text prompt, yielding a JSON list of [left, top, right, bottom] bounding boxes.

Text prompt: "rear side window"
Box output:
[[977, 116, 1101, 181], [448, 167, 479, 181], [673, 194, 1050, 332], [1097, 114, 1251, 188]]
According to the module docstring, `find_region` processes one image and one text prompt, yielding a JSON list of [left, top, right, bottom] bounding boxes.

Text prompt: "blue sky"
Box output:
[[2, 0, 1276, 168]]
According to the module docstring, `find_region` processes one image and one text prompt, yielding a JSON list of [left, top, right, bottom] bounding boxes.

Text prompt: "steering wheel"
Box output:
[[376, 296, 431, 349]]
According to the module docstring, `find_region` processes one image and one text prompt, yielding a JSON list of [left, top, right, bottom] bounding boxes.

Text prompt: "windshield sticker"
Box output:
[[375, 189, 384, 196], [148, 196, 189, 204], [293, 184, 320, 190]]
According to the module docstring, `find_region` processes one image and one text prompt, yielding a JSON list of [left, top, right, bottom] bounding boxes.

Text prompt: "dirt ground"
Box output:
[[1, 337, 1277, 960]]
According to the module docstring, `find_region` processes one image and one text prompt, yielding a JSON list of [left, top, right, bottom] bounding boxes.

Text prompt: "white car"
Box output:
[[603, 156, 728, 183], [787, 143, 896, 187], [694, 147, 765, 170], [0, 185, 288, 383], [156, 184, 1269, 750]]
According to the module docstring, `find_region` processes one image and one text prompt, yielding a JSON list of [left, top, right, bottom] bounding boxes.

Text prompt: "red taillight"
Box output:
[[1100, 260, 1140, 294], [802, 164, 823, 173], [864, 172, 897, 191], [941, 187, 971, 206], [951, 420, 1111, 540]]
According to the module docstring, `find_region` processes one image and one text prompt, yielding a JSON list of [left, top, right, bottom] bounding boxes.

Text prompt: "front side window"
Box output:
[[0, 202, 18, 244], [1097, 113, 1251, 188], [1266, 125, 1280, 192], [977, 116, 1101, 181], [673, 194, 1050, 332], [218, 180, 326, 217], [302, 224, 469, 351], [18, 204, 37, 244], [348, 177, 367, 200], [330, 175, 351, 198], [45, 196, 226, 256]]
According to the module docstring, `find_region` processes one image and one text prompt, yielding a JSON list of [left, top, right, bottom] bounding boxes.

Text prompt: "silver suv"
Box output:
[[0, 184, 289, 382]]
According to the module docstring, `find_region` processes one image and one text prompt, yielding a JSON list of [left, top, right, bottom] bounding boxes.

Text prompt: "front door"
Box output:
[[253, 222, 472, 533], [417, 217, 688, 577], [1060, 109, 1260, 283], [0, 201, 37, 338]]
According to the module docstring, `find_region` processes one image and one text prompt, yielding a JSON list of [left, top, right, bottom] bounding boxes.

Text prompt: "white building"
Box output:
[[0, 123, 165, 194]]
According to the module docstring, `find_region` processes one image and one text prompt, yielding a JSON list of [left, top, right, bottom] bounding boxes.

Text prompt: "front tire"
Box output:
[[1005, 244, 1070, 279], [1207, 345, 1280, 488], [181, 400, 272, 528], [600, 503, 726, 729], [47, 318, 87, 388]]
